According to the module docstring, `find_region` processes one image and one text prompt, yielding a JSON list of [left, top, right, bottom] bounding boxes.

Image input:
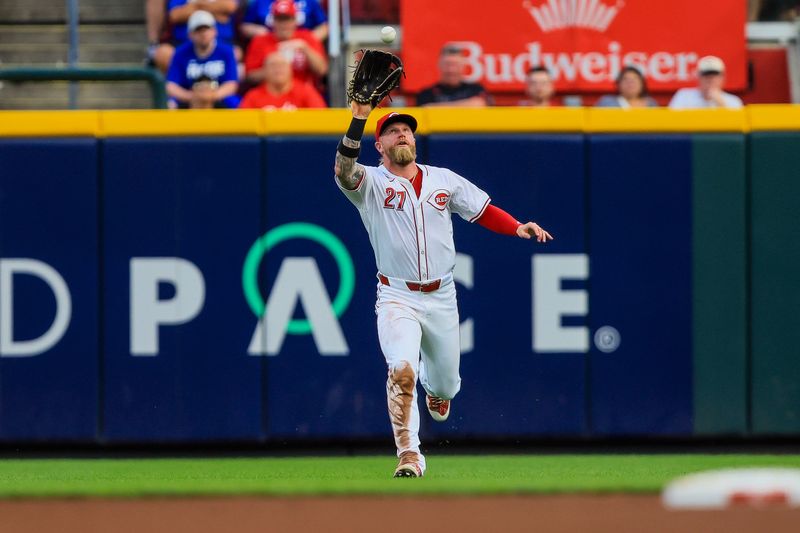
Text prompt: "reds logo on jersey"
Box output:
[[427, 189, 451, 211]]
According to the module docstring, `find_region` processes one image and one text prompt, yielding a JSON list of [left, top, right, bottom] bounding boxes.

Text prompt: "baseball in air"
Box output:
[[380, 26, 396, 44]]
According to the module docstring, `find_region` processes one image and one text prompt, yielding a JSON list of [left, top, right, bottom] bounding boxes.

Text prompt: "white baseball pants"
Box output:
[[375, 273, 462, 471]]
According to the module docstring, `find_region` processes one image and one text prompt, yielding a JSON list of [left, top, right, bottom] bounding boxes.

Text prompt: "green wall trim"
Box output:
[[750, 132, 800, 434], [692, 134, 748, 435]]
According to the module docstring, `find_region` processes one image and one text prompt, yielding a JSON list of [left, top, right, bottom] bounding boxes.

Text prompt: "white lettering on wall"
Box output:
[[248, 258, 348, 356], [455, 40, 699, 85], [532, 254, 589, 353], [130, 257, 205, 355], [0, 258, 72, 357], [454, 253, 474, 354]]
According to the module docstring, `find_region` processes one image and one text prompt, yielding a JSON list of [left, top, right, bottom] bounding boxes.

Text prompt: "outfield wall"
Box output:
[[0, 106, 798, 443]]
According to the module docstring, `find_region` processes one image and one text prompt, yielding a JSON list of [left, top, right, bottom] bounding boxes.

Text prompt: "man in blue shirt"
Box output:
[[151, 0, 239, 73], [166, 10, 240, 109]]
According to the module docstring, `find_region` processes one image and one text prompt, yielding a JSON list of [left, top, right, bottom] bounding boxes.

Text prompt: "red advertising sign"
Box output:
[[400, 0, 746, 92]]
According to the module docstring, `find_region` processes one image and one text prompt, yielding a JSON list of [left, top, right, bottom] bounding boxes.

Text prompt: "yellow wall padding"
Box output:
[[1, 105, 799, 137]]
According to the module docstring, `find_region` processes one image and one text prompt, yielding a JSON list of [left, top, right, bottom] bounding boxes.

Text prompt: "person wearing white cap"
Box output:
[[669, 55, 743, 109], [165, 10, 240, 108], [151, 0, 240, 73]]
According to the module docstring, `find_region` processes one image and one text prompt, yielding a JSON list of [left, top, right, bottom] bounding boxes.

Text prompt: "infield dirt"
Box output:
[[0, 495, 798, 532]]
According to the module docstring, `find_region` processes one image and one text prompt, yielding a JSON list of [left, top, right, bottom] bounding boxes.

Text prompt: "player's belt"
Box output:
[[378, 273, 444, 293]]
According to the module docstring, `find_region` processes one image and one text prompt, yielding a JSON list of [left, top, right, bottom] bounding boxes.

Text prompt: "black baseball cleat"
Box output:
[[393, 467, 420, 478]]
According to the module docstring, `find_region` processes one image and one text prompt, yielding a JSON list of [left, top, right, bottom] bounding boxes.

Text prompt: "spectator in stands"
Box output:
[[240, 0, 329, 41], [244, 0, 328, 85], [753, 0, 800, 21], [152, 0, 240, 73], [669, 56, 743, 109], [595, 66, 658, 108], [184, 75, 222, 109], [240, 51, 327, 109], [145, 0, 166, 65], [416, 45, 488, 107], [519, 66, 555, 107], [166, 11, 240, 109]]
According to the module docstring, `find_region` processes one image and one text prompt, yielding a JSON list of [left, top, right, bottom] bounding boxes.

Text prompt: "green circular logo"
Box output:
[[242, 222, 355, 335]]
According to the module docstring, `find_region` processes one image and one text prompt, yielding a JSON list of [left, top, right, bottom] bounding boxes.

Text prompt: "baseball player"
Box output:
[[334, 101, 553, 478]]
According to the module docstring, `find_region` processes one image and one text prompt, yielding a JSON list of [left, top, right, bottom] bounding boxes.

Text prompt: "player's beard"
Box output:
[[387, 144, 416, 166]]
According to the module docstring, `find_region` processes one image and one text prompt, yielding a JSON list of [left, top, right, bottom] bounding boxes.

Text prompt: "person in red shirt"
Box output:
[[244, 0, 328, 86], [240, 51, 327, 109]]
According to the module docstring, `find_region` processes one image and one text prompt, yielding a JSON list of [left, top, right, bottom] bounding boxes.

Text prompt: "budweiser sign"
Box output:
[[401, 0, 746, 92], [449, 41, 700, 85]]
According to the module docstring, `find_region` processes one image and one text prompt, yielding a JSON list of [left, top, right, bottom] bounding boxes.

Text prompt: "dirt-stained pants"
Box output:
[[376, 276, 462, 472]]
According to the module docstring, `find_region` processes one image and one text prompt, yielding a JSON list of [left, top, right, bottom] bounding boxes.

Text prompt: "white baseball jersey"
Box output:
[[336, 164, 490, 281]]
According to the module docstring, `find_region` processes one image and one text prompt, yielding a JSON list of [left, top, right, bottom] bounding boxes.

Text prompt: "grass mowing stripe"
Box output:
[[0, 455, 798, 498]]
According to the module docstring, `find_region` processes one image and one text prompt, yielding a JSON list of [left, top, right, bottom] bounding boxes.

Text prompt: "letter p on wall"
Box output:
[[130, 258, 205, 356]]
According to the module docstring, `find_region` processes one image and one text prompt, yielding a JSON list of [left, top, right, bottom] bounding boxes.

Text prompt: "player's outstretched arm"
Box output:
[[334, 101, 372, 190], [476, 204, 554, 243], [516, 222, 554, 243]]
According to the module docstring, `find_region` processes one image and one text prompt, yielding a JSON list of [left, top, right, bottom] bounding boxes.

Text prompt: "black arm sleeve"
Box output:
[[337, 117, 368, 158], [346, 117, 367, 141]]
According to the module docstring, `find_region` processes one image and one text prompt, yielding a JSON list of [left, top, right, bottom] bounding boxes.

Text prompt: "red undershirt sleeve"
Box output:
[[476, 203, 521, 236]]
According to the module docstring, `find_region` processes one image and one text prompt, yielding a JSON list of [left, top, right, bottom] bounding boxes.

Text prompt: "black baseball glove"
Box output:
[[347, 49, 404, 107]]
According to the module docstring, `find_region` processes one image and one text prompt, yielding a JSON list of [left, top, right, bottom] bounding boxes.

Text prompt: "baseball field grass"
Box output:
[[0, 454, 799, 498]]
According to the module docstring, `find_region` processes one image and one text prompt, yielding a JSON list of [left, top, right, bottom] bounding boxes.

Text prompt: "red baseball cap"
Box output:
[[375, 112, 418, 141], [271, 0, 297, 17]]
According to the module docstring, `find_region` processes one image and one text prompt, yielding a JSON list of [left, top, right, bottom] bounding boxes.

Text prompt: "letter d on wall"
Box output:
[[130, 258, 205, 356], [0, 258, 72, 357]]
